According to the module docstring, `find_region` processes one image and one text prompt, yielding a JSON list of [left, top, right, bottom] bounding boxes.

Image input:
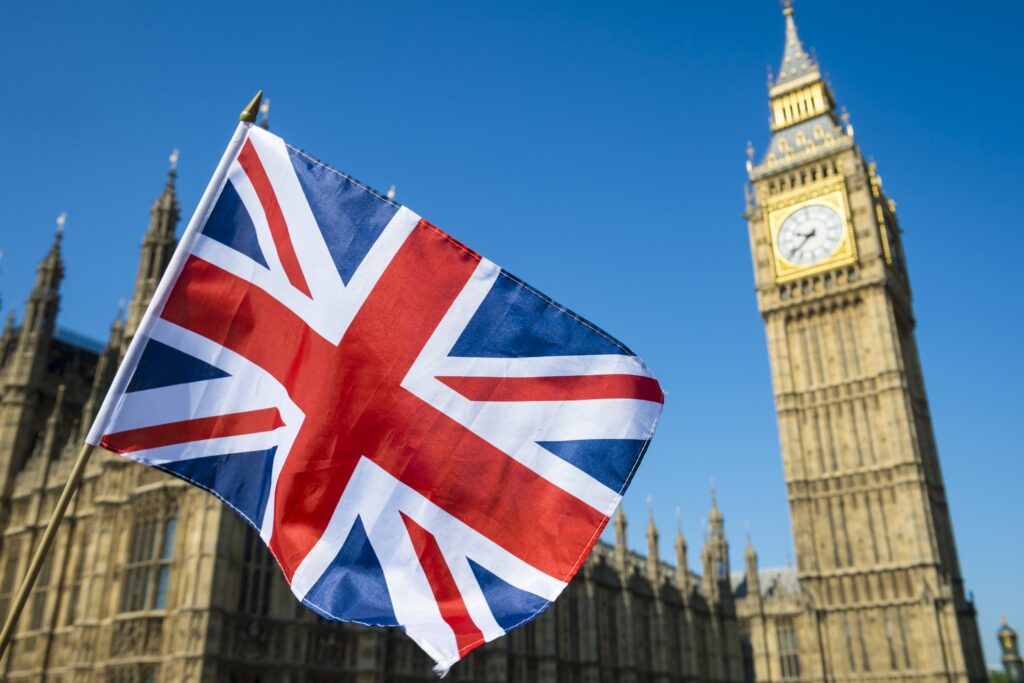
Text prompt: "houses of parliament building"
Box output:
[[0, 4, 987, 682]]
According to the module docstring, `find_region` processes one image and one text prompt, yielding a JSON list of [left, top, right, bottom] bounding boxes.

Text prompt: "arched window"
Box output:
[[121, 504, 177, 612]]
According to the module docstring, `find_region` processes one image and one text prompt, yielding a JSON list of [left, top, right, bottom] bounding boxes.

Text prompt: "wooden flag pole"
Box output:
[[0, 442, 96, 657], [0, 91, 264, 660]]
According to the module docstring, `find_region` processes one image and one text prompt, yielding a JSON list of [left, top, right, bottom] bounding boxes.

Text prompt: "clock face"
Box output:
[[776, 204, 845, 266]]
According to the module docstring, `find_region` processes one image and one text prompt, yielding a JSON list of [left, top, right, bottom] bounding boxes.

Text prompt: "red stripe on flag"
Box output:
[[401, 512, 485, 658], [160, 236, 608, 582], [101, 408, 285, 454], [236, 138, 312, 298], [436, 374, 664, 404]]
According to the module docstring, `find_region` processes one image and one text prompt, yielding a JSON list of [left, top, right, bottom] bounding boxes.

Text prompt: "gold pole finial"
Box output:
[[55, 212, 67, 235], [386, 185, 397, 200], [781, 0, 794, 16], [240, 90, 264, 123], [169, 149, 180, 171]]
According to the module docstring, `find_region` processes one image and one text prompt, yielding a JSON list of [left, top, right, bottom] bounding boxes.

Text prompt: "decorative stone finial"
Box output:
[[55, 212, 66, 235], [386, 185, 397, 200], [259, 98, 271, 130], [169, 149, 179, 171]]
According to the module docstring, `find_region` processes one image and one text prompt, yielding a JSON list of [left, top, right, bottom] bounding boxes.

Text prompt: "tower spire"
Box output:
[[646, 495, 660, 584], [674, 506, 690, 595], [750, 1, 845, 173], [125, 152, 180, 341], [21, 218, 64, 342], [614, 505, 629, 578], [774, 0, 816, 88]]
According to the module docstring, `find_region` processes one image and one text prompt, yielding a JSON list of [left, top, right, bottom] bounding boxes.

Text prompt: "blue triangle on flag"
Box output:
[[468, 558, 550, 632], [126, 340, 230, 393], [449, 271, 630, 358], [201, 179, 269, 268], [158, 447, 276, 528], [287, 147, 398, 285], [537, 439, 646, 491], [303, 516, 399, 627]]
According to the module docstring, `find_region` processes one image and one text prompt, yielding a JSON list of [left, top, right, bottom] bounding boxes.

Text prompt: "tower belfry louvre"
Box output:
[[741, 2, 986, 681]]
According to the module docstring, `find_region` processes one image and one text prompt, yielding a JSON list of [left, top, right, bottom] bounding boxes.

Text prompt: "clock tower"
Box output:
[[744, 3, 986, 680]]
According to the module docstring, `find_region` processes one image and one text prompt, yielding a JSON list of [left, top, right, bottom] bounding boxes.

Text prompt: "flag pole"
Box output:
[[0, 443, 95, 657], [0, 91, 263, 660]]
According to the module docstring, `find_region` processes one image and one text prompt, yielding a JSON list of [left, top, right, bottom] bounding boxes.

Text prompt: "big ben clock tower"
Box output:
[[744, 3, 986, 680]]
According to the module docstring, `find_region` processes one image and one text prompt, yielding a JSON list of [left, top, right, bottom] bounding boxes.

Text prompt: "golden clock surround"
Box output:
[[764, 184, 857, 282]]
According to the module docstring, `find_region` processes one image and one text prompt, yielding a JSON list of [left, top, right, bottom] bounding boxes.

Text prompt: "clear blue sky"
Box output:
[[1, 0, 1021, 668]]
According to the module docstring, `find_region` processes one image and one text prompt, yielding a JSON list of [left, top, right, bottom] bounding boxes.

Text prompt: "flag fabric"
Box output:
[[88, 124, 663, 672]]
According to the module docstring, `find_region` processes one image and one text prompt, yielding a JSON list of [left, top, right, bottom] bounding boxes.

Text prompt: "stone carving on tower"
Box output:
[[740, 2, 987, 680]]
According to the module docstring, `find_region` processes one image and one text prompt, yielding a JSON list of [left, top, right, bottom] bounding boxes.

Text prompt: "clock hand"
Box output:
[[787, 229, 816, 258]]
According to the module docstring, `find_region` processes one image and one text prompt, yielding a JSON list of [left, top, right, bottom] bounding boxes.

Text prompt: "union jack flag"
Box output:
[[88, 124, 663, 671]]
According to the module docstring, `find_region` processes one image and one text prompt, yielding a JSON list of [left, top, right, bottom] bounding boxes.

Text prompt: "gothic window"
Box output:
[[0, 538, 22, 620], [121, 505, 177, 612], [776, 617, 800, 679], [27, 555, 53, 630], [237, 525, 273, 615]]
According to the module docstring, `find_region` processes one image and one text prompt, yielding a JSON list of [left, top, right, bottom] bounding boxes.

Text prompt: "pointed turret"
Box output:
[[702, 486, 730, 601], [774, 0, 817, 88], [614, 505, 629, 578], [0, 219, 67, 496], [78, 305, 125, 441], [125, 152, 180, 341], [20, 222, 64, 345], [646, 497, 660, 585], [744, 534, 761, 599], [751, 0, 848, 174], [674, 509, 690, 596]]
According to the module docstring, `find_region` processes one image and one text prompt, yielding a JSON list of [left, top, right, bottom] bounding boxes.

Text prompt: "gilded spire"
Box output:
[[774, 0, 817, 88]]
